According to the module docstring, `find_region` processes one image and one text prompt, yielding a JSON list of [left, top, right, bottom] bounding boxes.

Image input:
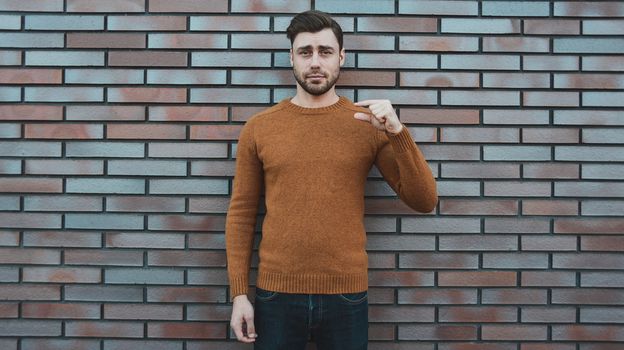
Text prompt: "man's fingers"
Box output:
[[354, 112, 371, 121], [245, 314, 257, 339], [231, 317, 256, 343]]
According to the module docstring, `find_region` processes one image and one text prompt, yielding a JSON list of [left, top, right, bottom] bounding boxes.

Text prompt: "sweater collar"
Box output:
[[281, 95, 350, 115]]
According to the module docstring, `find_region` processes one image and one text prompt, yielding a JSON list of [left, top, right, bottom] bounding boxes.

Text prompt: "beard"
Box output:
[[293, 66, 340, 96]]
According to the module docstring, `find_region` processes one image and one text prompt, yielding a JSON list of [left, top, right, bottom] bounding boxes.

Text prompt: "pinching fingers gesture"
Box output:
[[353, 99, 403, 134]]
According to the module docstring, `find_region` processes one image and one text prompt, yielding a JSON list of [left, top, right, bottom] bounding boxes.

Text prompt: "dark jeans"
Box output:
[[253, 287, 368, 350]]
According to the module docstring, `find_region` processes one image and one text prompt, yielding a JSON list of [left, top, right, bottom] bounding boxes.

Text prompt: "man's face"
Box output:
[[290, 28, 345, 96]]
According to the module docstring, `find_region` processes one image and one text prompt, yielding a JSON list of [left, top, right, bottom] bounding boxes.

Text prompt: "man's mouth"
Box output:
[[306, 74, 325, 79]]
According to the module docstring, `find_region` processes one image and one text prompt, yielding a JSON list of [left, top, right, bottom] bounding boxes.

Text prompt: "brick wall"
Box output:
[[1, 0, 623, 349]]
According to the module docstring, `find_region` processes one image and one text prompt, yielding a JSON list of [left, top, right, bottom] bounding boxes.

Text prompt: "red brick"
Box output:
[[108, 88, 186, 103], [484, 37, 549, 52], [438, 271, 517, 287], [25, 160, 103, 176], [439, 306, 516, 322], [483, 289, 548, 305], [553, 325, 624, 341], [67, 105, 145, 121], [556, 218, 624, 234], [359, 17, 437, 32], [148, 34, 227, 49], [345, 34, 395, 51], [0, 212, 61, 229], [522, 127, 579, 143], [147, 286, 226, 303], [556, 73, 624, 89], [22, 303, 100, 319], [484, 181, 551, 197], [107, 124, 186, 139], [107, 195, 184, 211], [22, 230, 102, 247], [0, 285, 60, 300], [581, 236, 624, 252], [106, 232, 185, 249], [441, 162, 519, 179], [0, 0, 63, 11], [104, 304, 182, 320], [398, 324, 478, 341], [483, 73, 550, 88], [0, 104, 62, 121], [24, 123, 103, 139], [523, 163, 579, 179], [149, 0, 227, 13], [370, 305, 435, 323], [147, 322, 225, 339], [401, 72, 478, 88], [108, 51, 187, 67], [65, 249, 143, 266], [109, 15, 187, 31], [0, 303, 18, 318], [440, 199, 518, 215], [66, 321, 144, 338], [555, 2, 624, 17], [482, 325, 547, 340], [400, 108, 479, 125], [67, 33, 145, 48], [22, 267, 101, 283], [522, 200, 578, 216], [524, 19, 580, 35], [400, 36, 478, 52], [521, 271, 577, 287], [149, 106, 227, 122], [148, 251, 225, 267], [230, 33, 290, 49], [67, 0, 145, 12], [0, 177, 63, 193], [188, 197, 231, 213], [398, 288, 477, 305], [0, 68, 61, 84], [369, 271, 434, 287]]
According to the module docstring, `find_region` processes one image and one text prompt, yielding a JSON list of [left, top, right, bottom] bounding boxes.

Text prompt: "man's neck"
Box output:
[[290, 88, 339, 108]]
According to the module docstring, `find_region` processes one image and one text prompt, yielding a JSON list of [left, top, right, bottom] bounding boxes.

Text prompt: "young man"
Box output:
[[226, 10, 438, 350]]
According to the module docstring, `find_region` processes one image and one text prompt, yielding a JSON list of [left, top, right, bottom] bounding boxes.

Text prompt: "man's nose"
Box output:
[[310, 52, 320, 67]]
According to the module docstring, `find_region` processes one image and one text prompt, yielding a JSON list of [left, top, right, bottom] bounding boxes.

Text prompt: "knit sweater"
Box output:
[[225, 96, 438, 301]]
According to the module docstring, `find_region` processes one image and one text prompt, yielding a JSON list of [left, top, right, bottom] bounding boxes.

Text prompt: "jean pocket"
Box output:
[[338, 290, 368, 304], [255, 287, 279, 302]]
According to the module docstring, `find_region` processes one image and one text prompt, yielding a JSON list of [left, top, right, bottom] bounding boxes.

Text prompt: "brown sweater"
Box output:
[[225, 96, 437, 301]]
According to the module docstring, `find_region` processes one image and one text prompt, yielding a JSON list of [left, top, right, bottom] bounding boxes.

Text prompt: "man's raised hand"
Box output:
[[354, 99, 403, 134]]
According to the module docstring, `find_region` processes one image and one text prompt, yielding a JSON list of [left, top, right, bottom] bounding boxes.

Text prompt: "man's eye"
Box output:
[[321, 50, 332, 55], [300, 51, 311, 56]]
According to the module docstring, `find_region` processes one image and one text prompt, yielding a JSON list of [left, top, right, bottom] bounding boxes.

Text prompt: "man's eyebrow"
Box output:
[[295, 45, 336, 51]]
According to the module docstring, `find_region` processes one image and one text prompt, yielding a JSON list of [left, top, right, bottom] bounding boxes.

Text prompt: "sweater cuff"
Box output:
[[385, 124, 415, 153], [229, 275, 249, 302]]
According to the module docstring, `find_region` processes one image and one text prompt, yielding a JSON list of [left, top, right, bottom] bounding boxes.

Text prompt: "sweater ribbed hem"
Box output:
[[257, 270, 368, 294], [229, 275, 249, 302], [386, 124, 416, 153]]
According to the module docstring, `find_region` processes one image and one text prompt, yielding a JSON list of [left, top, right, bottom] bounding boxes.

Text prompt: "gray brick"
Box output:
[[316, 0, 394, 14], [67, 178, 145, 194], [26, 51, 105, 66], [66, 69, 143, 84], [0, 33, 64, 48], [0, 141, 61, 157], [108, 160, 187, 176], [0, 320, 61, 336], [0, 50, 21, 65], [583, 92, 624, 107], [554, 38, 624, 54], [556, 146, 624, 162], [25, 15, 104, 30], [65, 213, 144, 230], [583, 165, 624, 180], [442, 54, 520, 70], [483, 146, 552, 161], [441, 18, 520, 33], [192, 52, 271, 67], [400, 0, 478, 16], [0, 195, 19, 211], [0, 15, 21, 30], [105, 268, 184, 285], [66, 142, 145, 158], [148, 142, 227, 158], [149, 179, 229, 195], [482, 1, 550, 17], [0, 87, 20, 102]]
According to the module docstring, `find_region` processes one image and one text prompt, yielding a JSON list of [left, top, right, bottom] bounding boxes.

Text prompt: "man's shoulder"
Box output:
[[247, 100, 289, 123]]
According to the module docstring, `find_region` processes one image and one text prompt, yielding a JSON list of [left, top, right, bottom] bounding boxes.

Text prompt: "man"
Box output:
[[226, 10, 438, 350]]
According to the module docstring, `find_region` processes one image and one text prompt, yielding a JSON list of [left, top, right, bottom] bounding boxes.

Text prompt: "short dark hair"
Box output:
[[286, 10, 343, 50]]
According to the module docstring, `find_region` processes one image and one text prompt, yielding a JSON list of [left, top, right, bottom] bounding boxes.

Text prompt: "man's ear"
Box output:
[[339, 47, 346, 67], [289, 48, 294, 66]]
